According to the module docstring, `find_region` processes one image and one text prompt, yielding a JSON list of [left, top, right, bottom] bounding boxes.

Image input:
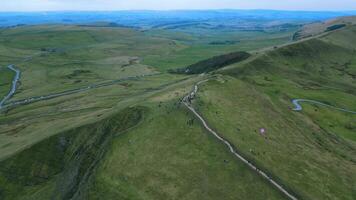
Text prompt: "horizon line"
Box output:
[[1, 8, 356, 13]]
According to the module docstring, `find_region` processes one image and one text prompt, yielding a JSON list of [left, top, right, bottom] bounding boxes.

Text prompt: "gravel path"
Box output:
[[183, 80, 298, 200]]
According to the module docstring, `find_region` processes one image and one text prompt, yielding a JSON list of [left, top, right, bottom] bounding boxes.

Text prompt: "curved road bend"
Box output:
[[292, 99, 356, 114], [0, 51, 75, 109], [0, 65, 21, 109], [183, 80, 298, 200]]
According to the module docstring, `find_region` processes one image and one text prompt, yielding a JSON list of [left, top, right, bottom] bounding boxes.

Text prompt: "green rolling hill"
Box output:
[[196, 18, 356, 199], [0, 15, 355, 200]]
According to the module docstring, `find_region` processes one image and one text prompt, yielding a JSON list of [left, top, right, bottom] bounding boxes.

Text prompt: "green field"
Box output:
[[89, 100, 284, 200], [193, 25, 356, 199], [195, 78, 355, 200], [0, 24, 296, 101], [0, 66, 14, 98], [0, 16, 355, 200], [143, 29, 295, 70]]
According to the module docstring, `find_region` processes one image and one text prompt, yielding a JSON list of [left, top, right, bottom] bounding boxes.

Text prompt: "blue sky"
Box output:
[[2, 0, 356, 11]]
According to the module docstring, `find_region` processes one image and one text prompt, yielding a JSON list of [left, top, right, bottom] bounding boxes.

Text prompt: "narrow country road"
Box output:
[[0, 65, 21, 109], [0, 51, 161, 111], [292, 99, 356, 114], [183, 80, 298, 200], [0, 73, 159, 111]]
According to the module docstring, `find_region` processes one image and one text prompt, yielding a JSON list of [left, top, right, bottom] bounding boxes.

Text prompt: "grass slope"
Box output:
[[193, 24, 356, 199], [89, 100, 285, 200], [293, 16, 356, 40], [2, 19, 353, 200], [143, 29, 295, 71], [0, 107, 144, 200], [0, 66, 14, 99], [0, 24, 296, 100], [0, 25, 178, 100]]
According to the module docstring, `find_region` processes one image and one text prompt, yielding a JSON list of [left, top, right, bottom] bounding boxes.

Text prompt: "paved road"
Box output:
[[0, 50, 162, 111], [292, 99, 356, 114], [0, 65, 21, 109], [0, 73, 159, 111], [183, 80, 298, 200]]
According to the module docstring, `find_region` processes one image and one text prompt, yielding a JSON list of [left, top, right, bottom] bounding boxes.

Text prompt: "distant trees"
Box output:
[[170, 51, 250, 74], [326, 24, 346, 32]]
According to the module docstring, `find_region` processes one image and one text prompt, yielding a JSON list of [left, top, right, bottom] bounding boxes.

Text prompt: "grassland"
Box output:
[[195, 78, 355, 200], [0, 106, 144, 200], [0, 24, 296, 101], [0, 88, 287, 200], [0, 66, 14, 99], [293, 16, 356, 40], [0, 73, 190, 162], [192, 24, 356, 199], [0, 17, 355, 200], [143, 29, 295, 70], [0, 25, 181, 100], [88, 100, 285, 200], [0, 74, 286, 199]]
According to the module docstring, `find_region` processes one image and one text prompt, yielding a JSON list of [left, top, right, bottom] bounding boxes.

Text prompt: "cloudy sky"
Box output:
[[1, 0, 356, 11]]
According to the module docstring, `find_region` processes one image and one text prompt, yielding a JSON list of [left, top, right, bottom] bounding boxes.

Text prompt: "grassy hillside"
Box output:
[[0, 77, 288, 200], [293, 16, 356, 40], [1, 17, 355, 200], [0, 107, 144, 200], [0, 73, 189, 162], [0, 24, 295, 101], [0, 66, 14, 99], [0, 25, 179, 100], [143, 29, 295, 70], [88, 99, 285, 200], [192, 24, 356, 200]]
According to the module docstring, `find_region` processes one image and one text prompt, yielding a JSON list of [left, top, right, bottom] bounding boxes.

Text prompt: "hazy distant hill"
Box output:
[[293, 15, 356, 40], [1, 10, 356, 28]]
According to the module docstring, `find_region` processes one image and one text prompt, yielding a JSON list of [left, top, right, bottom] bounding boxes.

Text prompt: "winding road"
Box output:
[[292, 99, 356, 114], [0, 66, 159, 110], [0, 50, 167, 111], [0, 65, 21, 109], [183, 80, 298, 200], [1, 73, 159, 110]]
